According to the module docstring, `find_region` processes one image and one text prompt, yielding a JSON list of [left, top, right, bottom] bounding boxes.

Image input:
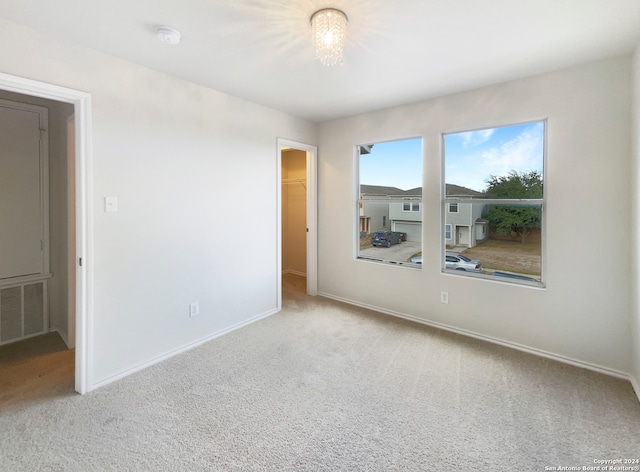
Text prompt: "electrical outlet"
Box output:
[[189, 302, 200, 317], [440, 292, 449, 304]]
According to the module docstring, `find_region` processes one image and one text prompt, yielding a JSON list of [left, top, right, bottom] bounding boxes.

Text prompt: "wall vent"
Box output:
[[0, 281, 46, 344]]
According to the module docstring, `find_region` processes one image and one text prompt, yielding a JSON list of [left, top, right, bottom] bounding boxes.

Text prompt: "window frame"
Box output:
[[441, 120, 547, 287]]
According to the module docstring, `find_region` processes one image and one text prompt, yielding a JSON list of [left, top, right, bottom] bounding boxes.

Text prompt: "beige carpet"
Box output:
[[1, 274, 639, 471]]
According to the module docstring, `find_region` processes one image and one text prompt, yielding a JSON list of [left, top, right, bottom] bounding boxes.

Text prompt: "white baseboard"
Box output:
[[50, 327, 70, 349], [631, 375, 640, 405], [91, 307, 281, 391], [319, 291, 632, 382], [0, 330, 53, 347]]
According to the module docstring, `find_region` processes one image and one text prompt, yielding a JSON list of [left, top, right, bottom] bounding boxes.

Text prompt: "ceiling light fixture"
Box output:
[[155, 26, 181, 45], [310, 8, 348, 66]]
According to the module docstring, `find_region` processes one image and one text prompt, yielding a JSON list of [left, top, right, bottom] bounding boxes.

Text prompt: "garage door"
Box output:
[[393, 222, 422, 242]]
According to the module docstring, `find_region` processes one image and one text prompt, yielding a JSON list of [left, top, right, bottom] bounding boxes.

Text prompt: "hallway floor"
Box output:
[[0, 332, 75, 406]]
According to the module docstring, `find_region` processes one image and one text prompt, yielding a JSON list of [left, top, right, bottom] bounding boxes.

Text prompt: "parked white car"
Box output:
[[409, 253, 483, 272], [445, 252, 482, 272]]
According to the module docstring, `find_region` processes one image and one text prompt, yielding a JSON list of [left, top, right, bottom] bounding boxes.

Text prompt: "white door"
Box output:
[[0, 102, 46, 279], [457, 226, 470, 246]]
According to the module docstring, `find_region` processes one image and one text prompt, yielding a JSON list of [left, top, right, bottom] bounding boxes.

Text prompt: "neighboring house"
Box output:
[[361, 184, 489, 247], [359, 185, 403, 234], [388, 186, 422, 241], [444, 184, 489, 248]]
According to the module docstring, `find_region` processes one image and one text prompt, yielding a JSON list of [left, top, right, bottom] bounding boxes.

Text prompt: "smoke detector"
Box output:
[[155, 26, 181, 45]]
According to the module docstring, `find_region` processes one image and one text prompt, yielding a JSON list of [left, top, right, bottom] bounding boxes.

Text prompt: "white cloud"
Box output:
[[479, 122, 544, 178], [459, 128, 496, 148]]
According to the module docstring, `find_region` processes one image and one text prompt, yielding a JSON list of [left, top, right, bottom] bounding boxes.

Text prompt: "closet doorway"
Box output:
[[0, 73, 91, 394], [277, 139, 317, 307], [0, 99, 51, 345]]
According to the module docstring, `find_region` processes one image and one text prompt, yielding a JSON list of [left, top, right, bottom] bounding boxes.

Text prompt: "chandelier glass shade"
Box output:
[[311, 8, 348, 66]]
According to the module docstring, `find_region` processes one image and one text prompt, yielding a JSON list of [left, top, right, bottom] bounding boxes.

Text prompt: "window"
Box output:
[[358, 137, 422, 266], [443, 121, 545, 285]]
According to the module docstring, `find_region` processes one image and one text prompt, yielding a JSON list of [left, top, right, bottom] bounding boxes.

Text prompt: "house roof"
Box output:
[[404, 187, 422, 196], [0, 1, 638, 122], [446, 184, 485, 198], [358, 145, 374, 155], [360, 185, 406, 196], [361, 184, 484, 197]]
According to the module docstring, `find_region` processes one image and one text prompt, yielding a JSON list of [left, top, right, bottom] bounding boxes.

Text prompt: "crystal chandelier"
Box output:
[[310, 8, 348, 66]]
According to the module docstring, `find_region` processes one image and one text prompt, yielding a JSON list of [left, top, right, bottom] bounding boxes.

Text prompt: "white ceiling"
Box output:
[[1, 0, 639, 122]]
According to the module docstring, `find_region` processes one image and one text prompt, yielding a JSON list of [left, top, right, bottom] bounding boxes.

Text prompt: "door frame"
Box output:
[[277, 138, 318, 308], [67, 113, 76, 350], [0, 72, 93, 394]]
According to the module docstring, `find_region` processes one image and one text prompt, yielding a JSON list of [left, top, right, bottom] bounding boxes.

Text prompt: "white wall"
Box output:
[[317, 56, 632, 375], [0, 19, 315, 388], [632, 44, 640, 397]]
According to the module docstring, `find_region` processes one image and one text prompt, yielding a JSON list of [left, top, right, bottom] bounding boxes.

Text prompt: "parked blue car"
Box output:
[[391, 231, 407, 242], [371, 231, 402, 247]]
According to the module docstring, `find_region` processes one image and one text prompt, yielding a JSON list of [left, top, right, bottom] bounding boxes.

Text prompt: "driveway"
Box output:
[[360, 241, 421, 262]]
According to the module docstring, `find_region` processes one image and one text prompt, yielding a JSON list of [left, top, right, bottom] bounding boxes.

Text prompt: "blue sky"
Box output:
[[359, 137, 423, 190], [359, 122, 544, 192]]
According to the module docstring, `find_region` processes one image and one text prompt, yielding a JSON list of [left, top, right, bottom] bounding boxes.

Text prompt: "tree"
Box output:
[[483, 170, 542, 243]]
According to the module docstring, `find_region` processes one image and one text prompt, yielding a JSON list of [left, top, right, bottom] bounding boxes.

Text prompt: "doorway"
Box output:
[[277, 139, 317, 308], [0, 72, 91, 394], [0, 98, 51, 345], [281, 148, 307, 297]]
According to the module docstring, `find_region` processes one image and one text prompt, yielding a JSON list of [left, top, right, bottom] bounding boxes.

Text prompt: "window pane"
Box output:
[[358, 138, 422, 266], [444, 122, 544, 197], [443, 122, 544, 285], [445, 203, 542, 282]]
